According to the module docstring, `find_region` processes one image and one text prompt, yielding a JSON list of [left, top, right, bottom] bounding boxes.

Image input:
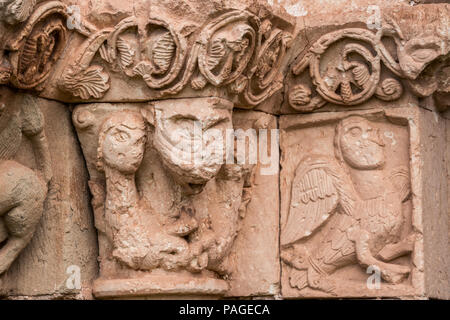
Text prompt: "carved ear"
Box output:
[[72, 108, 95, 130], [140, 105, 155, 127]]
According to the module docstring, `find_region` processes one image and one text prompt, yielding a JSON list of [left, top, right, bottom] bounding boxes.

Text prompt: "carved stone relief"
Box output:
[[1, 1, 68, 91], [280, 105, 423, 298], [11, 1, 294, 105], [282, 5, 449, 115], [0, 0, 448, 300], [72, 97, 278, 298], [0, 86, 51, 277], [0, 0, 36, 26]]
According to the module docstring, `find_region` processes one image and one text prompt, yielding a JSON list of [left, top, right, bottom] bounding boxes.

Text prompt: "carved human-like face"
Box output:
[[100, 114, 147, 175], [153, 99, 233, 185], [338, 117, 385, 170]]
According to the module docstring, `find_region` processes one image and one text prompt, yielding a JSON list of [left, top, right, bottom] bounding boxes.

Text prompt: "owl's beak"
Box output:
[[369, 129, 385, 147]]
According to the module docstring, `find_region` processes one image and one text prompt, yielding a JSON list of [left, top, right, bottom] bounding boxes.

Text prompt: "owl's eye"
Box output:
[[114, 130, 130, 142], [349, 127, 362, 137], [411, 49, 435, 62]]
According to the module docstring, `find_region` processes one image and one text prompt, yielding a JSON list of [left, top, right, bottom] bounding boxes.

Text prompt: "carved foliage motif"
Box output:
[[72, 98, 261, 293], [2, 2, 448, 112], [59, 8, 292, 105], [1, 1, 69, 90], [288, 17, 449, 112]]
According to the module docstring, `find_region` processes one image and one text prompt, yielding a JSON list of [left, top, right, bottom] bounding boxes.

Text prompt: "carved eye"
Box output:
[[411, 49, 435, 62], [349, 127, 362, 137], [114, 130, 130, 142]]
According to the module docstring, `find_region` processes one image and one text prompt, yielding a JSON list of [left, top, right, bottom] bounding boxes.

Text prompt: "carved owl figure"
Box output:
[[281, 116, 413, 294]]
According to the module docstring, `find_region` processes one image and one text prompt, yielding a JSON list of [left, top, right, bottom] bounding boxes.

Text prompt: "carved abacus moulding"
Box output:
[[1, 1, 448, 112], [286, 16, 449, 113], [57, 5, 294, 106], [0, 1, 296, 108]]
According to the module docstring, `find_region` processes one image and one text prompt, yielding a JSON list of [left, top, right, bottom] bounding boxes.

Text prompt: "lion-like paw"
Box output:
[[381, 265, 410, 284]]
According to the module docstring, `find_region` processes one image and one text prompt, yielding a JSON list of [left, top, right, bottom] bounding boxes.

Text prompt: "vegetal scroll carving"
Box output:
[[288, 17, 449, 112], [1, 1, 68, 90], [0, 88, 52, 276], [59, 8, 293, 105], [72, 97, 263, 296], [0, 0, 36, 25]]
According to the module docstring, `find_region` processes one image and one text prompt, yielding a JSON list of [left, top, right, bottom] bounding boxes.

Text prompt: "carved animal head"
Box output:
[[398, 36, 449, 80], [97, 112, 147, 175], [334, 116, 385, 170], [150, 99, 233, 186]]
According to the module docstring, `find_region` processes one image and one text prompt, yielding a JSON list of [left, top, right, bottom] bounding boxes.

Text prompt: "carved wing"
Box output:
[[388, 166, 411, 202], [281, 155, 355, 246]]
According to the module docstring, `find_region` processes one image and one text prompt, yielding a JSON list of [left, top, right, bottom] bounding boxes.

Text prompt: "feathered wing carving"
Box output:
[[281, 155, 356, 247], [388, 166, 411, 202]]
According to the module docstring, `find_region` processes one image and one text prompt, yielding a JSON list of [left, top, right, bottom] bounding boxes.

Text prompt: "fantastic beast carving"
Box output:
[[72, 97, 258, 297], [0, 87, 52, 276]]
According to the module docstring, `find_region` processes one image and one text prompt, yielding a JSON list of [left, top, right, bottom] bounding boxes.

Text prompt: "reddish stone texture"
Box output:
[[0, 0, 448, 299]]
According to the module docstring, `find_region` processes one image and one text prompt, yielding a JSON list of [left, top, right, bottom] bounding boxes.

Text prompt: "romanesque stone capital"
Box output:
[[0, 0, 448, 300]]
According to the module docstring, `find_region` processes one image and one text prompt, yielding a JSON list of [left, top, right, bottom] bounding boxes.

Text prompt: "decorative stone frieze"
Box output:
[[0, 0, 448, 300]]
